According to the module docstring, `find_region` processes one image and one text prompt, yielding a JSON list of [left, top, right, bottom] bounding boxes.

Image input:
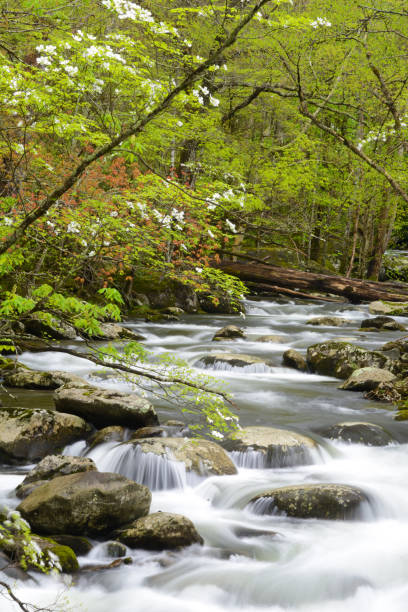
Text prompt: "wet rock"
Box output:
[[17, 472, 151, 536], [130, 424, 189, 440], [162, 307, 184, 316], [16, 455, 97, 499], [224, 426, 317, 467], [93, 322, 144, 341], [369, 301, 408, 316], [49, 534, 93, 555], [360, 316, 406, 332], [105, 540, 127, 558], [364, 382, 401, 403], [394, 378, 408, 398], [249, 484, 368, 519], [256, 335, 288, 343], [198, 353, 273, 369], [0, 407, 91, 462], [198, 292, 244, 315], [3, 368, 88, 390], [306, 316, 352, 327], [282, 349, 307, 372], [339, 367, 396, 392], [24, 316, 77, 340], [317, 422, 393, 446], [117, 512, 203, 550], [306, 341, 391, 379], [88, 426, 126, 450], [54, 385, 158, 428], [212, 325, 246, 341], [381, 336, 408, 358], [131, 437, 237, 476]]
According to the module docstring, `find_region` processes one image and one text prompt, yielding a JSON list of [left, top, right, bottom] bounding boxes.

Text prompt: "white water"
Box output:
[[2, 297, 408, 611]]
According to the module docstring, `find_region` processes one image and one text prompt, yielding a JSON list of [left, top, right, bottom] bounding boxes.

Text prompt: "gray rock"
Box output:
[[225, 426, 317, 467], [94, 323, 144, 341], [17, 472, 151, 536], [3, 368, 88, 390], [130, 437, 237, 476], [369, 301, 408, 316], [212, 325, 246, 341], [0, 407, 91, 462], [364, 382, 401, 403], [306, 316, 352, 327], [16, 455, 97, 499], [54, 385, 158, 428], [339, 367, 396, 392], [88, 426, 126, 450], [282, 349, 307, 372], [249, 484, 368, 519], [117, 512, 203, 550], [198, 353, 273, 369], [48, 534, 93, 556], [360, 316, 406, 331], [317, 422, 393, 446], [306, 341, 391, 379], [105, 540, 127, 558]]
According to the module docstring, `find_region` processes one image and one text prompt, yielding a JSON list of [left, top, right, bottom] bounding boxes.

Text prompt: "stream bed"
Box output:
[[2, 297, 408, 611]]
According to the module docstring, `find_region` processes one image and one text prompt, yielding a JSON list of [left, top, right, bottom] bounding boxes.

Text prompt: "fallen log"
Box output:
[[245, 282, 344, 302], [217, 261, 408, 303]]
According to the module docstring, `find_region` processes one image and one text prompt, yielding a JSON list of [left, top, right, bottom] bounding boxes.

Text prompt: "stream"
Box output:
[[2, 297, 408, 611]]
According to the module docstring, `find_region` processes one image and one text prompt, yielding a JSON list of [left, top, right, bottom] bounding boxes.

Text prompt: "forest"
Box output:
[[2, 1, 408, 611]]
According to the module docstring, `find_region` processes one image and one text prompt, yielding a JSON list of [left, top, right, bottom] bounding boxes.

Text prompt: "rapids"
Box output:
[[2, 297, 408, 612]]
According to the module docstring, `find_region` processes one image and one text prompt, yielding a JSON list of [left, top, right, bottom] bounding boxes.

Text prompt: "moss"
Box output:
[[48, 544, 79, 573]]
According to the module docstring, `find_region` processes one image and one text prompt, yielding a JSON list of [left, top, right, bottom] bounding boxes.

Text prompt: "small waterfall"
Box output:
[[229, 450, 266, 469], [195, 359, 274, 373], [230, 446, 317, 469], [86, 442, 188, 490]]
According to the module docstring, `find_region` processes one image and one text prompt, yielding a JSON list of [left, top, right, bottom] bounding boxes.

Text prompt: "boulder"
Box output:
[[0, 407, 91, 462], [93, 323, 144, 341], [88, 426, 126, 450], [339, 367, 396, 392], [117, 512, 203, 550], [306, 316, 352, 327], [48, 534, 93, 555], [197, 353, 273, 369], [360, 316, 406, 331], [131, 437, 237, 476], [212, 325, 246, 341], [249, 483, 368, 519], [0, 533, 79, 573], [162, 307, 184, 316], [317, 422, 393, 446], [54, 385, 158, 428], [104, 540, 127, 558], [24, 316, 77, 340], [3, 368, 88, 390], [256, 335, 288, 343], [15, 455, 97, 499], [224, 426, 317, 467], [369, 300, 408, 316], [306, 341, 391, 379], [282, 349, 307, 372], [130, 424, 188, 440], [381, 336, 408, 357], [364, 382, 401, 403], [17, 472, 151, 536]]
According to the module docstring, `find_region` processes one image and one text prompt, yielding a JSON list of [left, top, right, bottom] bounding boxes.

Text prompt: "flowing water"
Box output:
[[2, 297, 408, 611]]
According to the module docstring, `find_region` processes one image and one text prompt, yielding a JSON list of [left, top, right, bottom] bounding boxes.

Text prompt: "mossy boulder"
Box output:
[[48, 534, 93, 555], [3, 368, 88, 390], [117, 512, 203, 550], [306, 341, 391, 379], [282, 349, 307, 372], [54, 384, 158, 428], [92, 322, 144, 341], [364, 382, 401, 403], [339, 367, 396, 392], [249, 483, 368, 519], [369, 300, 408, 316], [306, 316, 352, 327], [224, 426, 317, 467], [130, 437, 237, 476], [212, 325, 246, 341], [17, 472, 151, 536], [317, 422, 393, 446], [16, 455, 97, 499], [360, 316, 406, 332], [24, 316, 77, 340], [197, 353, 273, 369], [0, 407, 91, 462]]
